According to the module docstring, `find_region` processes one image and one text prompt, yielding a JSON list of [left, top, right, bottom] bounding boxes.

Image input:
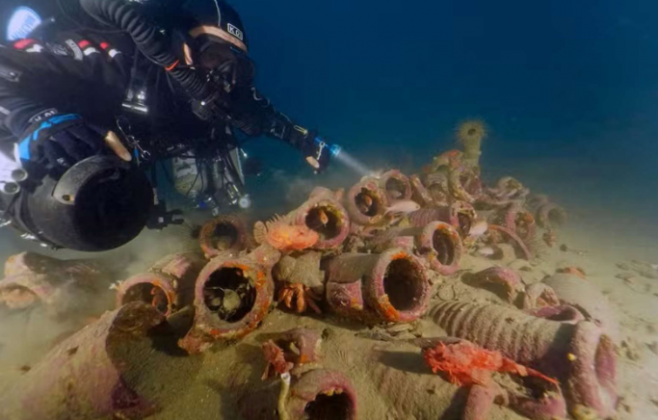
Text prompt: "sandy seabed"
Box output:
[[143, 218, 658, 420], [0, 177, 657, 420]]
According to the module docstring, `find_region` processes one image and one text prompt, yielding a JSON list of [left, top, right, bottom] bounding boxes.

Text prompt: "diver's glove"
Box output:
[[288, 126, 331, 174], [17, 112, 130, 175]]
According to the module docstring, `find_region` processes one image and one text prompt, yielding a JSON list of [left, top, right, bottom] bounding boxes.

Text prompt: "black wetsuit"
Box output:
[[0, 24, 300, 159]]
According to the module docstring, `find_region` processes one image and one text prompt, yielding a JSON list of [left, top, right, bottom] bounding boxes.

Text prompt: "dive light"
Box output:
[[314, 137, 342, 158]]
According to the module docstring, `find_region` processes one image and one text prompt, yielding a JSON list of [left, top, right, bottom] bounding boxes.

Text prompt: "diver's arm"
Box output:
[[230, 86, 331, 172], [0, 61, 49, 142], [230, 86, 310, 147], [0, 35, 135, 174]]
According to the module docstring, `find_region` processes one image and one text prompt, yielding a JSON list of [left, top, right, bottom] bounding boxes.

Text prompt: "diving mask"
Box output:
[[192, 36, 255, 90]]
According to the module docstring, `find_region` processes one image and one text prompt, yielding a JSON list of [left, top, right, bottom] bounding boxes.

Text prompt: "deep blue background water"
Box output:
[[237, 0, 658, 226], [0, 0, 656, 257]]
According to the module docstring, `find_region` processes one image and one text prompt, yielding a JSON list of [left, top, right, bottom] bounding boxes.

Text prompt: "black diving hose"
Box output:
[[79, 0, 209, 100]]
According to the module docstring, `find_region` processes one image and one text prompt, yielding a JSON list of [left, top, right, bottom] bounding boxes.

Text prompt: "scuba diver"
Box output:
[[0, 0, 336, 252]]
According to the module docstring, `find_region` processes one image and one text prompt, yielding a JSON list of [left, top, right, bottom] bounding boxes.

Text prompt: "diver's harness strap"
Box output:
[[115, 115, 151, 161]]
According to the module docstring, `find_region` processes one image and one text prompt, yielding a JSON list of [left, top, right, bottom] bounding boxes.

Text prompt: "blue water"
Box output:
[[1, 2, 658, 419], [2, 0, 653, 252], [241, 0, 658, 228]]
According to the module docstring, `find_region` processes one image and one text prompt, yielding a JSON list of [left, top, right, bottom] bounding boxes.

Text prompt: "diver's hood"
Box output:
[[15, 155, 153, 252], [180, 0, 248, 48]]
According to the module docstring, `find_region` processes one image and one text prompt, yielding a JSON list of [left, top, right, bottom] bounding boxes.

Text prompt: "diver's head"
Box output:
[[178, 0, 254, 89]]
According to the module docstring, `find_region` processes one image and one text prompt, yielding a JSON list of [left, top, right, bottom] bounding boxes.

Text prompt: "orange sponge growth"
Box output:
[[422, 340, 558, 387]]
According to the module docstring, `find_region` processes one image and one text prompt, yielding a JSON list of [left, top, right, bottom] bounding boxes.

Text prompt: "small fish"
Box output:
[[386, 200, 421, 214], [468, 220, 489, 237], [307, 209, 332, 237], [356, 194, 375, 214], [108, 281, 123, 291], [317, 209, 330, 226], [19, 365, 31, 373], [477, 246, 496, 257], [359, 194, 374, 208]]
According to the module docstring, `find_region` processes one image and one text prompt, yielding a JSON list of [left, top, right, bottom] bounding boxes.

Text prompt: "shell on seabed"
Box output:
[[571, 404, 603, 420]]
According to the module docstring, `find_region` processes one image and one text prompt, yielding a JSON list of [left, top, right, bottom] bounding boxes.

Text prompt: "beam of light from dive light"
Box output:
[[315, 137, 372, 177]]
